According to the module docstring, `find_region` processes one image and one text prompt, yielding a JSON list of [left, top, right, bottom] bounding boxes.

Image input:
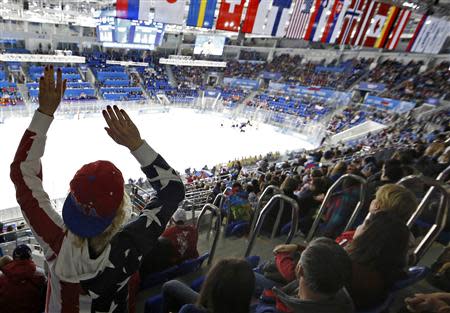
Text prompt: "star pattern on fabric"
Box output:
[[117, 276, 131, 291], [96, 300, 118, 313], [147, 165, 178, 190], [141, 206, 162, 228], [105, 258, 115, 270], [124, 249, 130, 257], [88, 289, 100, 300]]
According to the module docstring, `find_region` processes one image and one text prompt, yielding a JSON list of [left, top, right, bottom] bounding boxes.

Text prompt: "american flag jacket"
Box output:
[[10, 110, 185, 313]]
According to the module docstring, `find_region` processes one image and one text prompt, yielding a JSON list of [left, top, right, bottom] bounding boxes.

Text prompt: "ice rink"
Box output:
[[0, 107, 315, 210]]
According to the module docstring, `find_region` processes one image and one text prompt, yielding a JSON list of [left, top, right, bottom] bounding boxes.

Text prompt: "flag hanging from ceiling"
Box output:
[[241, 0, 271, 34], [309, 0, 337, 42], [216, 0, 246, 32], [352, 1, 391, 47], [186, 0, 218, 28], [384, 8, 411, 50], [116, 0, 151, 20], [154, 0, 186, 25], [332, 0, 366, 45], [408, 16, 450, 54], [406, 14, 427, 52], [285, 0, 316, 39], [242, 0, 292, 37], [303, 0, 328, 41], [373, 5, 401, 48]]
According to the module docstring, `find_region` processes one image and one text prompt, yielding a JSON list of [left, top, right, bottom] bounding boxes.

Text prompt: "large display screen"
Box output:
[[96, 17, 165, 50], [194, 35, 226, 56]]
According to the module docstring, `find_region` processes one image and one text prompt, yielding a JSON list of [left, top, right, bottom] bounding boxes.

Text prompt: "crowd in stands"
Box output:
[[224, 60, 265, 79], [2, 53, 450, 313], [365, 60, 422, 91], [326, 105, 399, 134], [248, 92, 332, 121], [141, 64, 171, 97], [172, 66, 208, 89], [384, 61, 450, 102]]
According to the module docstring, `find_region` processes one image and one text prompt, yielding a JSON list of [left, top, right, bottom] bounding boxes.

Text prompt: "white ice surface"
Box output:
[[0, 107, 314, 210]]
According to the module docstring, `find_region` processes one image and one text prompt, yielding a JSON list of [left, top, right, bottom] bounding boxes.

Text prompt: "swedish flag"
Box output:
[[186, 0, 218, 29]]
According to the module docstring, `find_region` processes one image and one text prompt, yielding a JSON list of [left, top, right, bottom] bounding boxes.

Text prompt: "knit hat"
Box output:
[[13, 244, 32, 260], [172, 209, 187, 223], [62, 160, 124, 238]]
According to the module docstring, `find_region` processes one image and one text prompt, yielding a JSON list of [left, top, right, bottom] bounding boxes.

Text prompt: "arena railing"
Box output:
[[195, 203, 222, 265], [245, 194, 299, 257], [397, 175, 449, 264], [305, 174, 367, 242], [406, 165, 450, 228], [250, 185, 282, 234]]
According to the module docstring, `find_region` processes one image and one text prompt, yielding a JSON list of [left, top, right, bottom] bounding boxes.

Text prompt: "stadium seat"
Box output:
[[392, 266, 430, 291], [179, 304, 206, 313], [144, 294, 163, 313]]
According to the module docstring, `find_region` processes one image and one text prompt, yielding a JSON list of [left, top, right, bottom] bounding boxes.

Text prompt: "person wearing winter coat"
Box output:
[[0, 244, 47, 313]]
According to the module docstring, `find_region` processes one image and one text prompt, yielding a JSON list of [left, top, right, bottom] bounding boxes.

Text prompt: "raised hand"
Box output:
[[103, 105, 143, 151], [38, 65, 67, 116]]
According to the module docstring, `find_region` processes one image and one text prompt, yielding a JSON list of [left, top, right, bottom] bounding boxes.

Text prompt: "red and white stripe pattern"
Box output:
[[285, 0, 316, 39], [385, 9, 411, 50], [351, 0, 376, 46]]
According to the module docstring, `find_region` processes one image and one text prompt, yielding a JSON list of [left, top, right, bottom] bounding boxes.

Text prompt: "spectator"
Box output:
[[4, 225, 17, 242], [10, 67, 185, 313], [0, 245, 47, 313], [336, 183, 418, 247], [346, 213, 410, 310], [161, 258, 255, 313], [261, 177, 299, 235], [227, 182, 253, 222], [161, 208, 199, 264], [268, 237, 353, 313]]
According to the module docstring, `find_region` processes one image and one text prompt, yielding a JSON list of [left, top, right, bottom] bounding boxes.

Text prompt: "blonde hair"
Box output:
[[375, 184, 417, 222], [71, 192, 131, 256], [424, 142, 445, 158]]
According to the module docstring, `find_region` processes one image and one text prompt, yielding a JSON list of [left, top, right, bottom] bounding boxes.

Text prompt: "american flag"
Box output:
[[285, 0, 316, 39]]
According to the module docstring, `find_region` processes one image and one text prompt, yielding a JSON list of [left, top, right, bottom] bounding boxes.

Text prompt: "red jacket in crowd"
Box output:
[[162, 225, 199, 263], [0, 259, 47, 313], [275, 231, 356, 282]]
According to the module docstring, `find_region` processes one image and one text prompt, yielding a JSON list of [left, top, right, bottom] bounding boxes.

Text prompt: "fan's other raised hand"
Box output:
[[103, 105, 143, 151], [38, 65, 67, 117]]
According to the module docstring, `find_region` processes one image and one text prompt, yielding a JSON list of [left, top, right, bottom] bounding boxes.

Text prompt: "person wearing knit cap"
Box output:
[[0, 244, 47, 313], [10, 65, 185, 313]]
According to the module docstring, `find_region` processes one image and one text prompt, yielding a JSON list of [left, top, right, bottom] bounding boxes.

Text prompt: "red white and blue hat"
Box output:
[[62, 160, 124, 238]]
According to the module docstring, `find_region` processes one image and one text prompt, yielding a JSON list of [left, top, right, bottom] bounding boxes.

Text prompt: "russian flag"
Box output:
[[116, 0, 150, 21]]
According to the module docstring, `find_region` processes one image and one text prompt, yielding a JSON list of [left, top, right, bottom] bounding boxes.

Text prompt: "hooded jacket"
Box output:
[[10, 111, 185, 312], [0, 259, 47, 313]]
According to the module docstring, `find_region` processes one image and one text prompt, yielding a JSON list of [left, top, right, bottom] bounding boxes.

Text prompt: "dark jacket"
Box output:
[[0, 259, 47, 313], [273, 281, 354, 313]]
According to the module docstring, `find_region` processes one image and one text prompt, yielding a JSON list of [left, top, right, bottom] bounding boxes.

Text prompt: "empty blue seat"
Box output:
[[175, 253, 209, 277], [144, 294, 162, 313]]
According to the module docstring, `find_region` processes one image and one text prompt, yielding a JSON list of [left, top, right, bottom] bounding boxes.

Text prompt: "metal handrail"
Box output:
[[129, 183, 155, 197], [195, 203, 222, 265], [306, 174, 367, 242], [398, 170, 449, 228], [397, 175, 448, 264], [181, 199, 196, 223], [250, 185, 282, 233], [404, 166, 450, 228], [245, 194, 299, 257]]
